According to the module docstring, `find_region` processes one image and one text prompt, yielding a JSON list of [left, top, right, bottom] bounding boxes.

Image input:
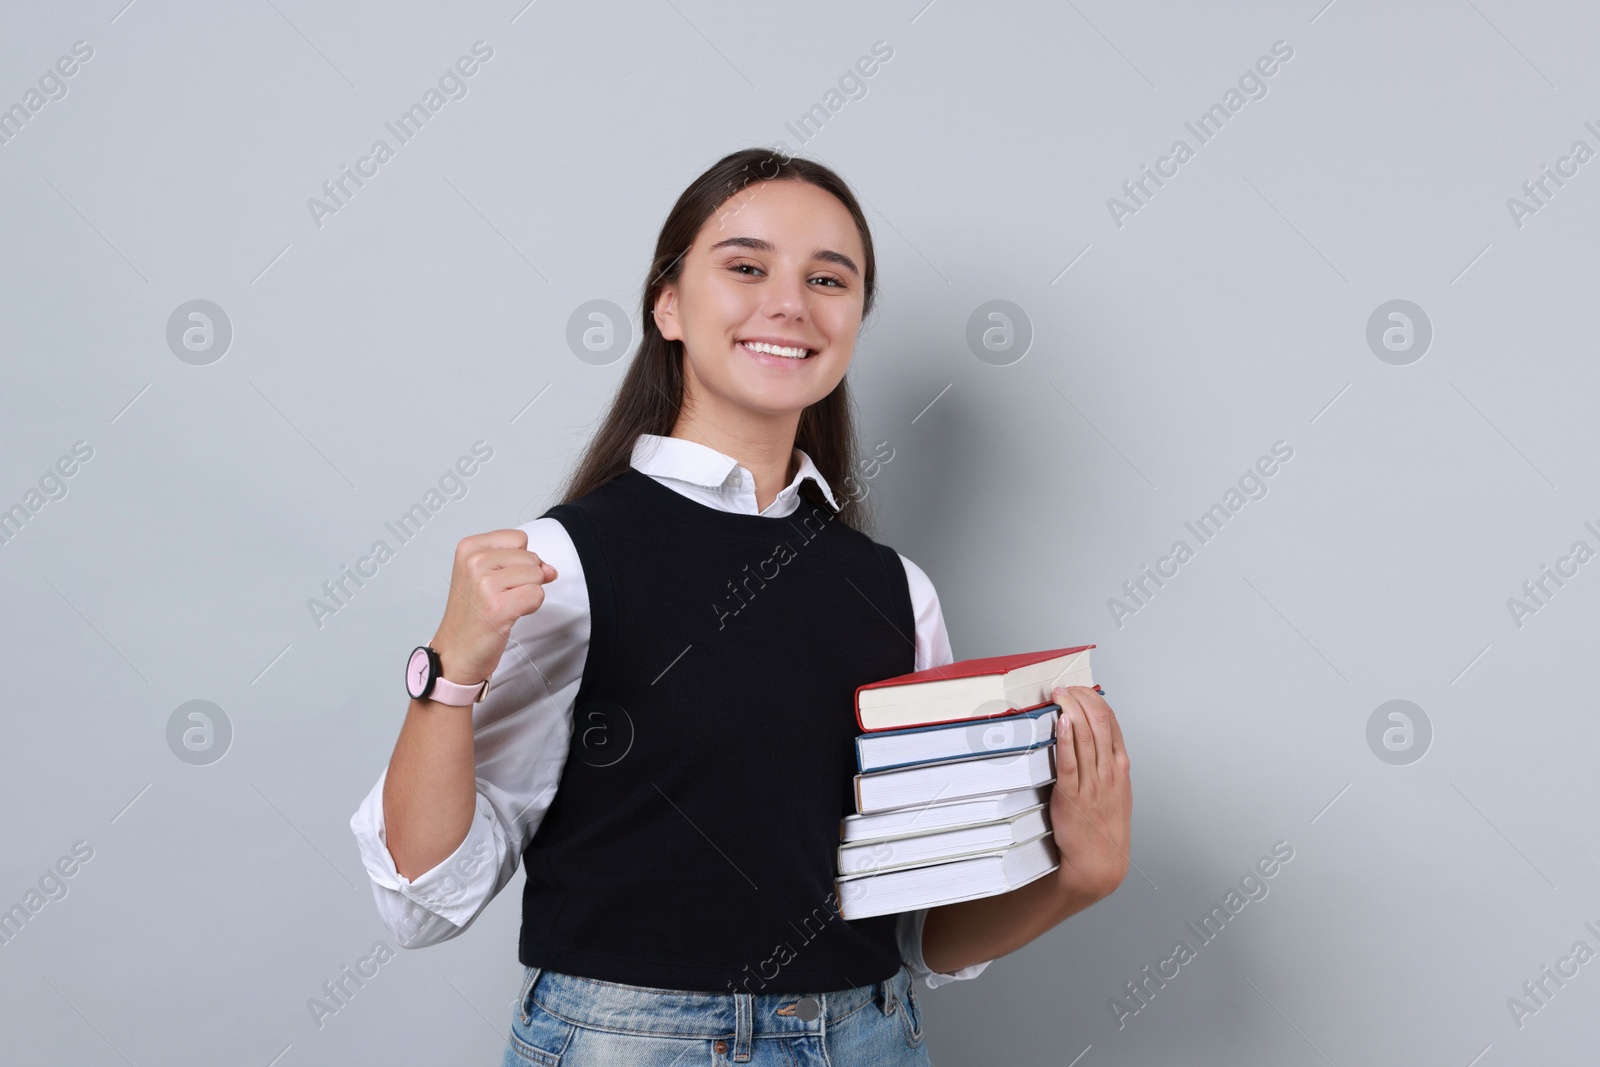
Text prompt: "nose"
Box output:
[[760, 267, 809, 321]]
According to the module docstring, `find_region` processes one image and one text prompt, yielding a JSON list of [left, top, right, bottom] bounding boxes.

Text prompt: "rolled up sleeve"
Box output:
[[896, 907, 993, 990]]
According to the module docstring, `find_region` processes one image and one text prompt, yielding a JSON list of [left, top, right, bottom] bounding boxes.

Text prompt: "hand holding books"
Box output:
[[1046, 683, 1133, 905]]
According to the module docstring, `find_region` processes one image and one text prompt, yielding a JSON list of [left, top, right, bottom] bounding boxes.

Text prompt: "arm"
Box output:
[[348, 517, 589, 945], [920, 866, 1104, 975], [382, 526, 559, 879], [921, 684, 1133, 974]]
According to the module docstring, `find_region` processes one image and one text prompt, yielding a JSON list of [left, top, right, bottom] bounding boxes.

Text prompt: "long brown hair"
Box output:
[[556, 147, 881, 536]]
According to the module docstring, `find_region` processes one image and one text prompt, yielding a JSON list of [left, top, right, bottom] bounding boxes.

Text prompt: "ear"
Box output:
[[652, 286, 682, 342]]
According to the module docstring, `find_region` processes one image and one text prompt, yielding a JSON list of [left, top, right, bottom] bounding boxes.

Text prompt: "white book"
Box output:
[[838, 804, 1050, 876], [855, 705, 1059, 773], [840, 785, 1051, 843], [835, 831, 1061, 920], [853, 743, 1056, 816]]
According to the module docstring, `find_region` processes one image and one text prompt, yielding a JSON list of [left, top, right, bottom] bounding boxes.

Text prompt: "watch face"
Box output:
[[406, 647, 433, 699]]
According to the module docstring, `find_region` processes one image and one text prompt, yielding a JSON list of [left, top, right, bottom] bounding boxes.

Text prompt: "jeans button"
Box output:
[[715, 1039, 728, 1054], [795, 996, 820, 1021]]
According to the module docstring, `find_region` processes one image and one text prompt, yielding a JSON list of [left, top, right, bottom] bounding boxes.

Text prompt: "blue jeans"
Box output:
[[501, 963, 934, 1066]]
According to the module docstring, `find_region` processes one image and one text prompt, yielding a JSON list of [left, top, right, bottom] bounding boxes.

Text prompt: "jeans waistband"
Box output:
[[521, 963, 912, 1049]]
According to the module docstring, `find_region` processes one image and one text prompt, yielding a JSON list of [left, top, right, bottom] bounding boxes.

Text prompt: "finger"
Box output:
[[481, 563, 552, 594], [1068, 685, 1125, 761], [1053, 704, 1079, 793], [456, 528, 529, 559], [1058, 695, 1096, 793], [1105, 703, 1127, 763], [1054, 687, 1098, 779], [1073, 686, 1116, 782], [470, 546, 556, 576], [1088, 691, 1129, 771]]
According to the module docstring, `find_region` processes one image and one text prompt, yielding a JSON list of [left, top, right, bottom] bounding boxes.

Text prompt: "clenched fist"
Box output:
[[428, 528, 559, 687]]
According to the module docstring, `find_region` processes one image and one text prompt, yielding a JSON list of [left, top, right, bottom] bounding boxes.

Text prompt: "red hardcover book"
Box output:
[[853, 644, 1097, 732]]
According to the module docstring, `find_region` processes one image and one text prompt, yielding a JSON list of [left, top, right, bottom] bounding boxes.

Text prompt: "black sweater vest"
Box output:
[[517, 468, 917, 993]]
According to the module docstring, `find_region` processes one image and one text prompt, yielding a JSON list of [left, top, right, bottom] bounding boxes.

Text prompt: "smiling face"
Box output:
[[652, 179, 866, 432]]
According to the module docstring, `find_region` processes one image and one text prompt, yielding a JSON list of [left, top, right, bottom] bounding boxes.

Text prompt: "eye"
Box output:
[[726, 261, 846, 288]]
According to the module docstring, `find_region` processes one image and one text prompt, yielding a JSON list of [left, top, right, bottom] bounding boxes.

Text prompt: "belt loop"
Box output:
[[733, 991, 753, 1061], [877, 975, 896, 1017], [516, 966, 543, 1024]]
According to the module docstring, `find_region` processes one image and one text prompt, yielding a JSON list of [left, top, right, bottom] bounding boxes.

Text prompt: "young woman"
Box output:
[[351, 148, 1133, 1066]]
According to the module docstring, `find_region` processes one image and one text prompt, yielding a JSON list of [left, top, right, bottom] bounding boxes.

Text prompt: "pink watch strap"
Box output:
[[429, 673, 489, 706]]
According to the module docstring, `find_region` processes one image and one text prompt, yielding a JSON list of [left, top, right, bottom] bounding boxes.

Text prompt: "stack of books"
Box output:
[[833, 645, 1098, 920]]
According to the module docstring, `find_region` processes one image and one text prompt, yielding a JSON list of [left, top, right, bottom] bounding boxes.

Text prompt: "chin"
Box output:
[[740, 393, 823, 417], [721, 374, 831, 408]]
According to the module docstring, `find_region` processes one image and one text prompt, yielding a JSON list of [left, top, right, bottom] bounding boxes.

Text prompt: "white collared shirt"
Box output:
[[349, 433, 992, 990]]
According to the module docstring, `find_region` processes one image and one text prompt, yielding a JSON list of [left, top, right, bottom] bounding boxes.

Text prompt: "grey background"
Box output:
[[2, 0, 1596, 1064]]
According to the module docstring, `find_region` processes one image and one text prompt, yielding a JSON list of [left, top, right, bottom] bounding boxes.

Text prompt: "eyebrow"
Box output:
[[706, 236, 859, 277]]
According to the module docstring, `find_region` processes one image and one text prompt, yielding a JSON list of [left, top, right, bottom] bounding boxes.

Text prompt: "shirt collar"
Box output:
[[629, 433, 841, 511]]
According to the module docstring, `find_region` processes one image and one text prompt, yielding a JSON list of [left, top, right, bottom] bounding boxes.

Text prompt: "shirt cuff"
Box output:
[[349, 767, 507, 928], [896, 907, 993, 990]]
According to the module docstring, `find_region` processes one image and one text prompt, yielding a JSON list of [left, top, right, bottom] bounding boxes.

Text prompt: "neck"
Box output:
[[670, 407, 800, 514]]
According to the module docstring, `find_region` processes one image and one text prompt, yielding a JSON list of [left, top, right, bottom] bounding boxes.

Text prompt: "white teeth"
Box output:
[[742, 340, 811, 359]]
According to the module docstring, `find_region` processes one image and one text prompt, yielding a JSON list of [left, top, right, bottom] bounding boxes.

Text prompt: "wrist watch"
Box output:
[[405, 645, 490, 705]]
